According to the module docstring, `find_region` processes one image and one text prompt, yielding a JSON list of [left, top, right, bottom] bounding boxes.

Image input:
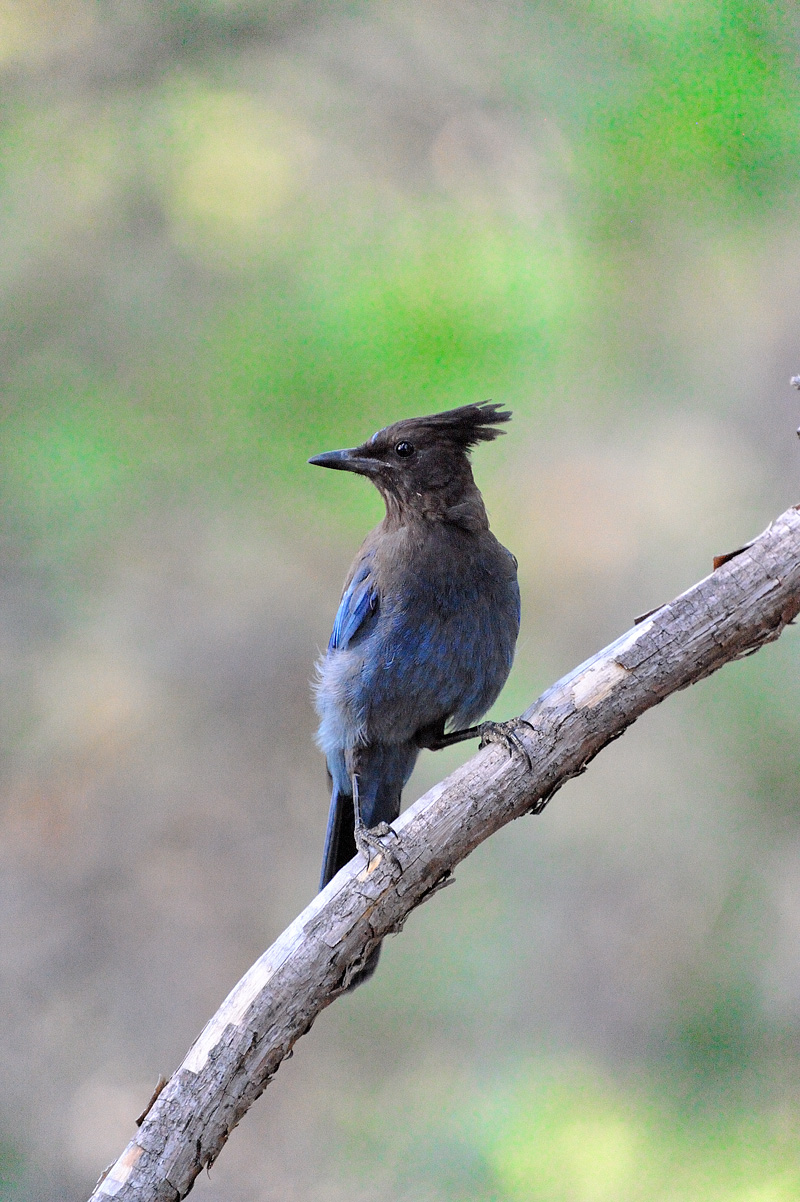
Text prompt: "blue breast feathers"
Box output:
[[329, 556, 379, 651]]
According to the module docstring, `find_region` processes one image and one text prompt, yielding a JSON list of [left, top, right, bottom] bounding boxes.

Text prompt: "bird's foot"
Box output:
[[478, 719, 536, 770], [354, 821, 402, 875]]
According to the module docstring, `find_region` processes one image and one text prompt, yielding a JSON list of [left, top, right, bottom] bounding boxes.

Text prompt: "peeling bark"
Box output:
[[90, 504, 800, 1201]]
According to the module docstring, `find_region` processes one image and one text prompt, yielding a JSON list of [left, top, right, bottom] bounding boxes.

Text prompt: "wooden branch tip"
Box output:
[[89, 503, 800, 1202]]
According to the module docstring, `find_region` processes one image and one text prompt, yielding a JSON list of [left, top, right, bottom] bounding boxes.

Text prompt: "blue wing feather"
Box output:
[[329, 556, 379, 651]]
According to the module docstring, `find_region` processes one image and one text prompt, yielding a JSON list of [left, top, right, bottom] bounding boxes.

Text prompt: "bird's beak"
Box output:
[[308, 446, 382, 475]]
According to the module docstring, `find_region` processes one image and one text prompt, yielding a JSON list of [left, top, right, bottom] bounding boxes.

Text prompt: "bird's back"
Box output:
[[316, 515, 519, 753]]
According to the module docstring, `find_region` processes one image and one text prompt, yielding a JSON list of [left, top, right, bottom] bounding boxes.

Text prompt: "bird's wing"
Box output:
[[329, 555, 379, 651]]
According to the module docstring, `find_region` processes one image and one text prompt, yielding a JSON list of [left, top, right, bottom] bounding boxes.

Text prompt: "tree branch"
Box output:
[[91, 503, 800, 1201]]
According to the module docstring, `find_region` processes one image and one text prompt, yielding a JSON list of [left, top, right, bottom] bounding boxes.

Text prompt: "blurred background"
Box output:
[[2, 1, 800, 1198]]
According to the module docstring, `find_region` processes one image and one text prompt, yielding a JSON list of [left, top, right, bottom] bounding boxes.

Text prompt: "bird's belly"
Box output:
[[314, 646, 370, 759]]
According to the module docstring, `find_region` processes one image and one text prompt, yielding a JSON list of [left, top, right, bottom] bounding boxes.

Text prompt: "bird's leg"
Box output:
[[420, 718, 536, 770], [419, 721, 481, 750], [477, 719, 536, 770], [351, 773, 401, 873]]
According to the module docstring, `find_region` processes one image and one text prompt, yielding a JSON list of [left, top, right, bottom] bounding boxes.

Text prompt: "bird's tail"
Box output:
[[319, 743, 419, 989], [320, 785, 356, 890], [319, 785, 383, 988]]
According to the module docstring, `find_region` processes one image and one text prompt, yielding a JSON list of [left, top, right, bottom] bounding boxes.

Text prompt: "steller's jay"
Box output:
[[309, 401, 521, 987]]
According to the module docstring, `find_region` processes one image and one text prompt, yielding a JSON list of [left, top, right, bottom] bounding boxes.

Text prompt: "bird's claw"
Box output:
[[478, 719, 535, 770], [354, 821, 402, 874]]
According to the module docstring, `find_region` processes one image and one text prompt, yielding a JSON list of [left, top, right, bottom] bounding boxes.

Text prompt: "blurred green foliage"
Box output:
[[0, 1144, 25, 1202], [344, 1062, 800, 1201], [3, 0, 800, 565], [578, 0, 800, 225]]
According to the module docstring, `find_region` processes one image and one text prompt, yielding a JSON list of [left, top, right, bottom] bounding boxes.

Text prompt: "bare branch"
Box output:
[[90, 504, 800, 1201]]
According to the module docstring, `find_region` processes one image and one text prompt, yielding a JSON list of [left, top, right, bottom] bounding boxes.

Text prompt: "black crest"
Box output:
[[383, 401, 512, 452]]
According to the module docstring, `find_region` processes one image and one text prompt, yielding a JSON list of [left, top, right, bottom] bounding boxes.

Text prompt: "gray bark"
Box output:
[[91, 503, 800, 1201]]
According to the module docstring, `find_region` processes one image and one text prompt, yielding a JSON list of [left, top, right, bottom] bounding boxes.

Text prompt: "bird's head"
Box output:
[[309, 401, 511, 525]]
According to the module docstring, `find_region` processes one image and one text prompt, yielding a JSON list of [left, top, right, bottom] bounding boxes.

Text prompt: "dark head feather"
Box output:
[[380, 401, 511, 451], [310, 401, 511, 526]]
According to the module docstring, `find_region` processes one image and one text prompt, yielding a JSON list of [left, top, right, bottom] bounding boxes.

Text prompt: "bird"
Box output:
[[309, 401, 521, 987]]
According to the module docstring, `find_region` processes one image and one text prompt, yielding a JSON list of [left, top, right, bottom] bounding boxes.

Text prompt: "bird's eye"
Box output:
[[394, 441, 415, 458]]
